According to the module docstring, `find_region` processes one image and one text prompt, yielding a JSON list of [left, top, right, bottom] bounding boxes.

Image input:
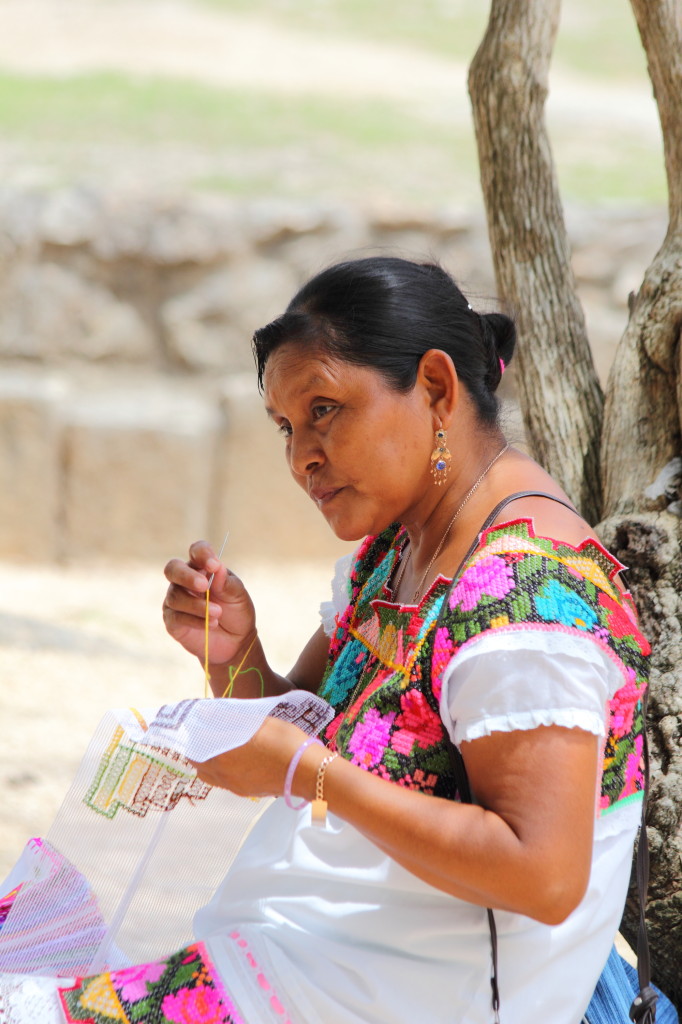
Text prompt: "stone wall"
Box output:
[[0, 187, 667, 565]]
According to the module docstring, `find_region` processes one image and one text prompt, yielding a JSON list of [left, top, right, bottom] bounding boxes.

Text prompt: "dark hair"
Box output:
[[252, 256, 515, 426]]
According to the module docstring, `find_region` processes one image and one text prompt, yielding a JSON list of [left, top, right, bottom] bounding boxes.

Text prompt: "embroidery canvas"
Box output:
[[84, 727, 211, 820]]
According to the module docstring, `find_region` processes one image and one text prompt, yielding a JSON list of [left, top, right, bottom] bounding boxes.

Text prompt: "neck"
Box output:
[[397, 438, 510, 600]]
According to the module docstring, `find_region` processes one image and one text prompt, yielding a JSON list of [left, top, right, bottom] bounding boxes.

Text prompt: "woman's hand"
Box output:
[[163, 540, 257, 667], [190, 718, 316, 799]]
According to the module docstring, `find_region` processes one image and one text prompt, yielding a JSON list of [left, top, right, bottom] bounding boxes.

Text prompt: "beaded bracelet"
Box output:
[[283, 736, 323, 810]]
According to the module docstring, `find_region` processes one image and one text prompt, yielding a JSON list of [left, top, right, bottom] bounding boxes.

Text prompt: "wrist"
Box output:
[[205, 631, 262, 698], [283, 737, 324, 809]]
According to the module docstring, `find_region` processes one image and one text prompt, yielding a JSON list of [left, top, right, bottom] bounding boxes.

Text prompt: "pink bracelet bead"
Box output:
[[284, 736, 323, 810]]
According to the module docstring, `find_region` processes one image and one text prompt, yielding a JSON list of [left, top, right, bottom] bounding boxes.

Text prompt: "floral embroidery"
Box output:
[[449, 555, 515, 612], [116, 961, 166, 1002], [348, 709, 397, 768], [59, 942, 243, 1024], [622, 734, 644, 798], [610, 669, 642, 739], [599, 592, 651, 653], [535, 578, 598, 631], [320, 516, 650, 815], [397, 769, 439, 794], [392, 690, 443, 754]]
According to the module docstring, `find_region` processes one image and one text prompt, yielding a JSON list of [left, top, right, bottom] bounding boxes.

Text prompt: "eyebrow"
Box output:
[[264, 373, 334, 418]]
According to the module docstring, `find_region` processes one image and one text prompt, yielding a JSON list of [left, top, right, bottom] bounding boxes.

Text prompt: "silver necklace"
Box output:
[[393, 443, 510, 603]]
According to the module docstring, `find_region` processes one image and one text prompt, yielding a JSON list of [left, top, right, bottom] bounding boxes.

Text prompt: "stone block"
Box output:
[[161, 259, 298, 373], [211, 375, 354, 569], [61, 382, 220, 561], [0, 370, 67, 561], [0, 262, 155, 364]]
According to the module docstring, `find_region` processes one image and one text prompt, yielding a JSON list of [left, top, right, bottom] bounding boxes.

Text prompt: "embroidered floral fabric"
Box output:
[[58, 942, 244, 1024], [319, 527, 455, 798], [319, 518, 650, 813]]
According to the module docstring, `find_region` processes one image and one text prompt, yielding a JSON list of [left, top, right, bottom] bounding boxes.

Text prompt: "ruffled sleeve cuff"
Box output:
[[439, 629, 623, 748]]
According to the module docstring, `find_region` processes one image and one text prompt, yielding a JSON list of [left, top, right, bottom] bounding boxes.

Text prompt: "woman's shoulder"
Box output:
[[442, 514, 650, 665]]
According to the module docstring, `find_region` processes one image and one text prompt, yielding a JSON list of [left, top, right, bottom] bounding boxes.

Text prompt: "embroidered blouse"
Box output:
[[195, 516, 650, 1024], [318, 517, 649, 823]]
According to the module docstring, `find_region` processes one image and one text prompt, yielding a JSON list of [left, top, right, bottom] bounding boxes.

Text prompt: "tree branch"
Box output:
[[468, 0, 604, 523], [600, 0, 682, 516]]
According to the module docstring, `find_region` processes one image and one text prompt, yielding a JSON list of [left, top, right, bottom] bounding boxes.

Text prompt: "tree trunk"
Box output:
[[468, 0, 604, 524], [469, 0, 682, 1007], [600, 1, 682, 1007], [601, 1, 682, 518]]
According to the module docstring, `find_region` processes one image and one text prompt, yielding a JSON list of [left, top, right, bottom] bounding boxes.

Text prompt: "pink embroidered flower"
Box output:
[[397, 769, 438, 794], [111, 960, 166, 1002], [348, 708, 396, 768], [391, 690, 442, 754], [609, 669, 642, 739], [430, 626, 454, 702], [621, 734, 644, 798], [162, 985, 227, 1024], [449, 556, 515, 612]]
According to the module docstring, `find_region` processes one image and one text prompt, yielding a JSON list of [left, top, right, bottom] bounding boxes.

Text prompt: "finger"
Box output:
[[212, 567, 247, 601], [188, 540, 222, 575], [164, 557, 213, 594], [163, 584, 222, 621]]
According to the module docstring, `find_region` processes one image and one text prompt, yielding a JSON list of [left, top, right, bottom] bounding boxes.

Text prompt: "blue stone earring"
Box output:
[[430, 427, 451, 485]]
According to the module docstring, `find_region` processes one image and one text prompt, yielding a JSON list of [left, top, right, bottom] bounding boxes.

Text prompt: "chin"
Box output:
[[324, 509, 393, 543]]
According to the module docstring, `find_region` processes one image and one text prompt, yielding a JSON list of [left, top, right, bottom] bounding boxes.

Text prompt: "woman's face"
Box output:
[[263, 343, 435, 541]]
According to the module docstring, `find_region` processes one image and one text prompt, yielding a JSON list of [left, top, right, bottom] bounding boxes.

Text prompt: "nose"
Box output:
[[288, 428, 324, 478]]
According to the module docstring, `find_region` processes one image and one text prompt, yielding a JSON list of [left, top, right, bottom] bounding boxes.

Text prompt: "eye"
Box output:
[[312, 404, 336, 422], [276, 420, 292, 437]]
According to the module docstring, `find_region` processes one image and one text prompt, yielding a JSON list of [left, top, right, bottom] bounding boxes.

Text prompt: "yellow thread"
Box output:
[[204, 589, 211, 698], [220, 633, 262, 698], [130, 708, 149, 732]]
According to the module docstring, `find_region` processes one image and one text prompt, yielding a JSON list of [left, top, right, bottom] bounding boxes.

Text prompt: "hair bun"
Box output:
[[479, 311, 516, 389]]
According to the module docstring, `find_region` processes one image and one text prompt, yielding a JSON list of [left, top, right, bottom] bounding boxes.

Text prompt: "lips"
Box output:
[[309, 485, 342, 507]]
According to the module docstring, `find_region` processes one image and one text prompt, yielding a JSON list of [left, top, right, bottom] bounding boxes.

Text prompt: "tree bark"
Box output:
[[599, 1, 682, 1007], [468, 0, 604, 523], [601, 0, 682, 518], [470, 0, 682, 1006]]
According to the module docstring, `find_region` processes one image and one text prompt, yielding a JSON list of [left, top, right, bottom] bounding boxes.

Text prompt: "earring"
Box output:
[[430, 427, 451, 485]]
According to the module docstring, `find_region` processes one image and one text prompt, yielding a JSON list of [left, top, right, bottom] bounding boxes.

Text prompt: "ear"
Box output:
[[415, 349, 459, 429]]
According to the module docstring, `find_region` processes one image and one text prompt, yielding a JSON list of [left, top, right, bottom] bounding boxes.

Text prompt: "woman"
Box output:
[[0, 257, 652, 1023], [158, 257, 649, 1022]]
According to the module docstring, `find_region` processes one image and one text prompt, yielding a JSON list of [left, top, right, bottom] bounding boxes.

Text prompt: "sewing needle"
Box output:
[[207, 531, 229, 589]]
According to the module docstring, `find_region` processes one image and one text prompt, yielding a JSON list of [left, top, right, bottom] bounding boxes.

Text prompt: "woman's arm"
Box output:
[[193, 718, 598, 926], [322, 724, 598, 924], [163, 541, 329, 697]]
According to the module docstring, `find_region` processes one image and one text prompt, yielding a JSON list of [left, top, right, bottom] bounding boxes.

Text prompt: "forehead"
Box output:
[[263, 343, 372, 409]]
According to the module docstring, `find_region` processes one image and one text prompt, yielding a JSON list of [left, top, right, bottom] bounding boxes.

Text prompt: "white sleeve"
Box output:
[[319, 551, 356, 637], [439, 630, 625, 747]]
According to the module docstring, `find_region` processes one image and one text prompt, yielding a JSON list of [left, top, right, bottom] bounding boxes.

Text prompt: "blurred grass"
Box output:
[[0, 72, 450, 148], [196, 0, 648, 82], [0, 71, 477, 203], [0, 69, 663, 204], [0, 0, 663, 206]]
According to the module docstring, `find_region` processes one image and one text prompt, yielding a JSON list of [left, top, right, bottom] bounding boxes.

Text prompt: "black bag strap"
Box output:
[[629, 703, 658, 1023], [436, 491, 656, 1023]]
